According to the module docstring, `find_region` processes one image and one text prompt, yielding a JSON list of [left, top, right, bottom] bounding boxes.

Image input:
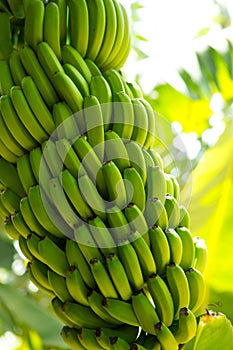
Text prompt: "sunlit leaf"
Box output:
[[148, 83, 212, 136], [185, 120, 233, 298], [0, 283, 65, 347]]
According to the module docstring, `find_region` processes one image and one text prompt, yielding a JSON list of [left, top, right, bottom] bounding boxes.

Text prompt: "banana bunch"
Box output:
[[0, 1, 208, 349], [0, 0, 130, 70]]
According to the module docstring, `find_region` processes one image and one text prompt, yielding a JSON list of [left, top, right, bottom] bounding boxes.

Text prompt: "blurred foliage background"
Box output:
[[1, 0, 233, 348]]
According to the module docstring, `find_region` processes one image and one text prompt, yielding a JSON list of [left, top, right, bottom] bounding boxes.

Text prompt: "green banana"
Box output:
[[77, 327, 104, 350], [109, 336, 130, 349], [21, 76, 55, 135], [106, 205, 129, 242], [64, 63, 90, 98], [4, 217, 20, 240], [84, 95, 104, 161], [66, 266, 89, 306], [10, 86, 48, 144], [85, 58, 102, 76], [29, 146, 51, 188], [53, 103, 79, 142], [0, 59, 13, 95], [78, 174, 106, 222], [48, 269, 72, 302], [52, 71, 83, 114], [103, 69, 125, 94], [0, 111, 25, 157], [123, 166, 146, 211], [73, 136, 107, 197], [0, 12, 12, 60], [17, 153, 37, 194], [36, 41, 63, 80], [117, 239, 144, 290], [102, 160, 127, 209], [165, 228, 183, 265], [7, 0, 25, 18], [125, 140, 147, 185], [124, 203, 149, 245], [9, 49, 26, 86], [132, 290, 159, 335], [165, 173, 174, 196], [30, 259, 51, 291], [147, 149, 164, 170], [143, 198, 168, 230], [41, 139, 62, 178], [0, 139, 18, 164], [95, 0, 117, 66], [146, 165, 166, 204], [112, 91, 134, 140], [61, 326, 86, 349], [99, 0, 124, 70], [149, 225, 170, 275], [74, 222, 104, 264], [130, 344, 148, 350], [53, 0, 67, 46], [88, 290, 123, 326], [63, 300, 110, 328], [49, 176, 80, 228], [11, 211, 31, 239], [18, 235, 33, 261], [67, 0, 89, 57], [27, 262, 54, 296], [166, 263, 190, 320], [154, 322, 178, 350], [104, 130, 130, 173], [176, 226, 195, 270], [139, 98, 156, 149], [24, 0, 44, 50], [85, 0, 106, 61], [62, 169, 93, 221], [147, 273, 174, 326], [65, 239, 97, 289], [43, 2, 61, 59], [28, 185, 69, 238], [193, 236, 208, 272], [61, 45, 92, 84], [131, 98, 148, 147], [179, 205, 191, 229], [52, 298, 77, 328], [127, 81, 143, 99], [185, 267, 205, 314], [96, 325, 139, 345], [0, 195, 10, 221], [26, 233, 45, 263], [19, 45, 59, 108], [90, 257, 118, 299], [102, 298, 139, 326], [20, 196, 49, 238], [129, 230, 156, 279], [169, 174, 180, 201], [164, 194, 180, 228], [89, 75, 112, 130], [0, 95, 38, 151], [0, 157, 25, 196], [38, 236, 69, 277], [1, 187, 20, 214], [172, 307, 197, 344], [88, 216, 117, 255], [106, 253, 132, 301]]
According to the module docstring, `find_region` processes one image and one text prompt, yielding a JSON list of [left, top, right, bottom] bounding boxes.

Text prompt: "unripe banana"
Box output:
[[64, 64, 90, 98], [166, 263, 190, 320], [147, 273, 174, 327], [0, 157, 25, 196], [124, 166, 145, 211], [112, 91, 134, 140], [165, 228, 183, 265], [48, 269, 72, 302], [104, 130, 130, 172], [132, 290, 159, 335], [154, 322, 178, 350], [60, 326, 86, 349], [125, 140, 147, 185], [125, 203, 149, 245], [179, 205, 191, 229], [193, 236, 208, 272], [176, 226, 195, 270], [77, 327, 104, 350], [146, 165, 166, 204], [24, 0, 44, 50], [90, 257, 118, 299], [43, 2, 61, 60], [185, 267, 205, 314], [164, 194, 181, 228], [106, 253, 132, 301], [102, 298, 139, 326], [171, 307, 197, 344]]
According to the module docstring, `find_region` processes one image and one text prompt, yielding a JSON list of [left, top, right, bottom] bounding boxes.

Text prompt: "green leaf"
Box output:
[[185, 120, 233, 295], [0, 283, 65, 347], [148, 83, 211, 136]]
